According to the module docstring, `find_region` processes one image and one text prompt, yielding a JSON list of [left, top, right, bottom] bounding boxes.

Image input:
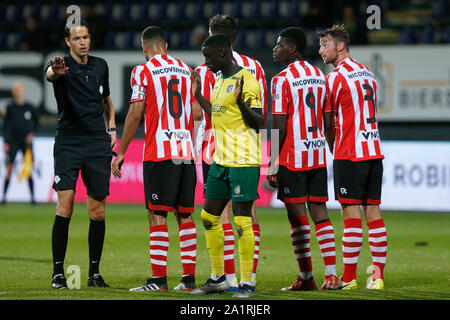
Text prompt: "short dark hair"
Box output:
[[202, 34, 232, 52], [141, 26, 166, 45], [279, 27, 307, 55], [208, 14, 238, 43], [317, 24, 351, 51], [64, 20, 89, 39]]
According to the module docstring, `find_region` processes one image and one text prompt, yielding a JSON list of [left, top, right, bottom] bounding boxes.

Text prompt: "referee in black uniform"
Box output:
[[1, 81, 39, 205], [45, 21, 117, 289]]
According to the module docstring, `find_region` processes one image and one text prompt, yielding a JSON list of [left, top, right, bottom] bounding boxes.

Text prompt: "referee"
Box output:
[[45, 21, 117, 289], [1, 81, 39, 205]]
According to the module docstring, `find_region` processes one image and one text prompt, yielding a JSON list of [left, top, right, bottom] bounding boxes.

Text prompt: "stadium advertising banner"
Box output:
[[321, 45, 450, 122], [0, 137, 449, 212], [0, 46, 449, 121]]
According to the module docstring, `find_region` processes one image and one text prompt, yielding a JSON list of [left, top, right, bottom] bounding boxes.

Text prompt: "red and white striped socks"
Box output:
[[179, 222, 197, 276], [223, 223, 236, 280], [342, 218, 388, 282], [367, 219, 387, 280], [223, 223, 261, 283], [252, 224, 260, 280], [289, 215, 313, 279], [315, 220, 337, 276], [149, 223, 197, 278], [342, 218, 363, 282], [149, 225, 169, 277]]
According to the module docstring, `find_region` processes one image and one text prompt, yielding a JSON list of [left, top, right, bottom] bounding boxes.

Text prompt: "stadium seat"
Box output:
[[440, 25, 450, 43], [6, 4, 24, 22], [221, 1, 241, 19], [0, 32, 7, 51], [105, 30, 117, 49], [252, 29, 266, 49], [135, 1, 149, 22], [203, 0, 223, 20], [418, 26, 435, 44], [261, 0, 279, 19], [234, 29, 246, 50], [40, 3, 60, 22], [156, 1, 168, 20], [187, 1, 204, 21], [265, 29, 278, 49], [98, 3, 113, 20], [124, 30, 136, 50], [112, 3, 131, 21], [431, 0, 448, 18], [279, 0, 300, 19], [178, 29, 191, 49], [398, 26, 416, 44], [246, 0, 261, 19], [12, 31, 24, 50], [23, 3, 42, 19]]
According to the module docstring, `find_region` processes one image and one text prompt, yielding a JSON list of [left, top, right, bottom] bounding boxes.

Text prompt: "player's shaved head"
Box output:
[[141, 26, 166, 47], [202, 34, 232, 53], [279, 27, 307, 55]]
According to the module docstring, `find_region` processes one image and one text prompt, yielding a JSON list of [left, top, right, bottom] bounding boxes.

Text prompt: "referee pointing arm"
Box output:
[[45, 21, 117, 289]]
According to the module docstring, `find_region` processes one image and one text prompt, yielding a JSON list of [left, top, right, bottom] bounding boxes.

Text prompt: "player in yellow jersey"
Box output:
[[191, 34, 264, 298]]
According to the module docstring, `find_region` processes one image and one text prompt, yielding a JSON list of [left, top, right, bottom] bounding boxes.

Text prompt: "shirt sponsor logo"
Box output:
[[151, 66, 190, 77], [347, 70, 376, 80], [303, 138, 326, 149], [360, 130, 380, 140], [212, 105, 226, 113], [162, 129, 191, 141], [292, 78, 325, 87]]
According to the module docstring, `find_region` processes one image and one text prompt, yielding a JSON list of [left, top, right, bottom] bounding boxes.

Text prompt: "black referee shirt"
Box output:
[[45, 54, 110, 136], [2, 101, 38, 144]]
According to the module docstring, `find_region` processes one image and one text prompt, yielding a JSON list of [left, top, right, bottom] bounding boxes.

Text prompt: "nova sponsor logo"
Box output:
[[303, 139, 326, 149], [163, 129, 191, 141], [361, 130, 380, 140]]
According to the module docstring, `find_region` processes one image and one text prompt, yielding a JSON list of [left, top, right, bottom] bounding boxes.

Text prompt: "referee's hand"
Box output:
[[112, 153, 124, 178], [50, 56, 69, 76]]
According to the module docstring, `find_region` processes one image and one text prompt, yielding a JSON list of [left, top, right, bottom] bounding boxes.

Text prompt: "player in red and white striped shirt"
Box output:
[[194, 14, 267, 291], [267, 27, 339, 291], [319, 25, 387, 290], [112, 26, 202, 292]]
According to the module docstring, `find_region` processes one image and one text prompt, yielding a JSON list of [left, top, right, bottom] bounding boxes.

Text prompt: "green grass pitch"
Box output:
[[0, 203, 449, 300]]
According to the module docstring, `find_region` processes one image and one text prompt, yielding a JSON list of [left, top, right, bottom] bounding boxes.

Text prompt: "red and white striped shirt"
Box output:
[[272, 60, 327, 171], [195, 51, 267, 164], [130, 54, 195, 162], [325, 57, 384, 161], [194, 63, 216, 164]]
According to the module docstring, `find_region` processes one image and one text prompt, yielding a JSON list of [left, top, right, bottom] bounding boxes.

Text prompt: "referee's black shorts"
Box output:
[[333, 159, 383, 205], [5, 139, 28, 164], [53, 133, 112, 198]]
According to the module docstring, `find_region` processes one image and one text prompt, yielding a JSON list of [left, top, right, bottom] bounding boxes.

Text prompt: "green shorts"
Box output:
[[205, 162, 260, 202]]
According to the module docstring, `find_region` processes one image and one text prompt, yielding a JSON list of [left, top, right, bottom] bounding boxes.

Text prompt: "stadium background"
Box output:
[[0, 0, 449, 304], [0, 0, 449, 212]]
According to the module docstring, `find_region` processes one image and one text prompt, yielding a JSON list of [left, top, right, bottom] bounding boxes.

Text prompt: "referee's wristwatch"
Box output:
[[108, 127, 117, 133]]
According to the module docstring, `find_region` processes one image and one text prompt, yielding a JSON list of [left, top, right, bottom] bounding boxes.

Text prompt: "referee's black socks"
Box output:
[[88, 218, 105, 276], [2, 178, 10, 202], [51, 215, 71, 276]]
